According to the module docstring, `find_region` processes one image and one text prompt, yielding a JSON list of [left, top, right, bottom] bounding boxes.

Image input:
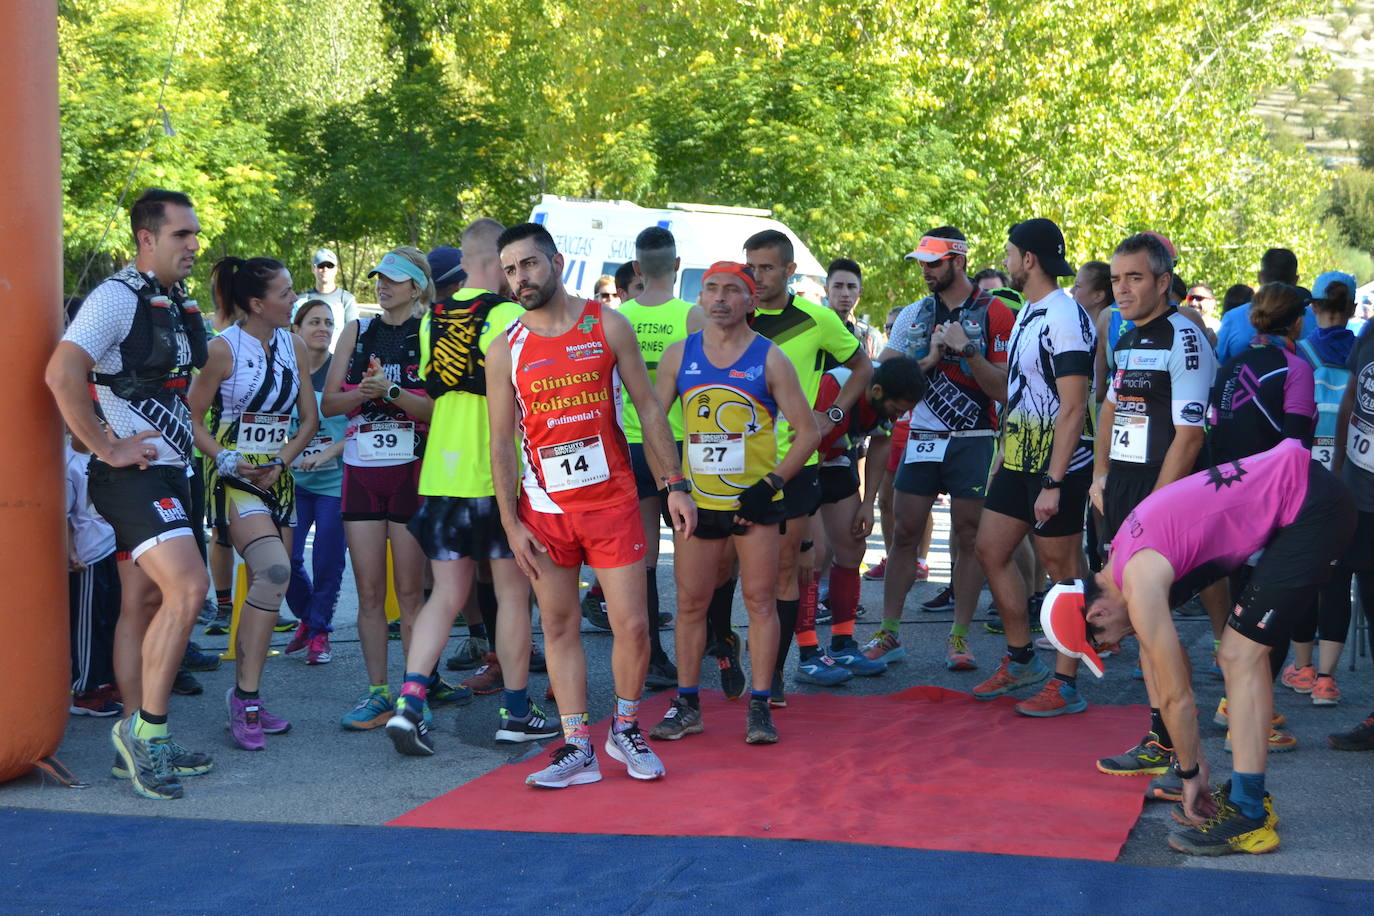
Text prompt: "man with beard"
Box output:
[[868, 227, 1015, 670], [486, 223, 695, 788]]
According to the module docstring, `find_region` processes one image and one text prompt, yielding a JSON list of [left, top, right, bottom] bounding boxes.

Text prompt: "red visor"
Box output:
[[703, 261, 756, 294], [1039, 580, 1105, 678]]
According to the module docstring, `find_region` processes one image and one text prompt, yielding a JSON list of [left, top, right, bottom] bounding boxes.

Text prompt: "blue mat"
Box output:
[[1, 808, 1366, 913]]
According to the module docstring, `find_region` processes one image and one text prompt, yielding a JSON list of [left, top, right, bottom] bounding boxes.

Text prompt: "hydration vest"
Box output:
[[89, 270, 208, 400], [1297, 337, 1349, 470], [901, 287, 994, 372], [418, 292, 511, 398]]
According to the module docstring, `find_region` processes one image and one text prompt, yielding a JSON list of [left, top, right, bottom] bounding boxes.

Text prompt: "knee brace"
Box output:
[[241, 536, 291, 612]]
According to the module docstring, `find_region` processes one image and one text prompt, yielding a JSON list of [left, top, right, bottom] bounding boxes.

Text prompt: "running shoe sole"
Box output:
[[603, 733, 665, 780], [110, 721, 182, 800], [385, 714, 435, 756]]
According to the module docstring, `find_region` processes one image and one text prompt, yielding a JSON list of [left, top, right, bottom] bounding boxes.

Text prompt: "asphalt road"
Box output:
[[4, 505, 1371, 880]]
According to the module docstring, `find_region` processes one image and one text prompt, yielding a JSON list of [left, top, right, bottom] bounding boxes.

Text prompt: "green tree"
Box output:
[[1330, 69, 1357, 103], [1329, 169, 1374, 251]]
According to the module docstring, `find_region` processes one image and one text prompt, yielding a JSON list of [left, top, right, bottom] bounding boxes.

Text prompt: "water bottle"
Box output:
[[903, 298, 936, 361]]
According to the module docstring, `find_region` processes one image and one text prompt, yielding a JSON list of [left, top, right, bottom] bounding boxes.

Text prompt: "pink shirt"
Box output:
[[1110, 439, 1312, 592]]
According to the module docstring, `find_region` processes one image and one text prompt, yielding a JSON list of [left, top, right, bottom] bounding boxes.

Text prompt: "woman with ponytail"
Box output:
[[189, 256, 318, 751]]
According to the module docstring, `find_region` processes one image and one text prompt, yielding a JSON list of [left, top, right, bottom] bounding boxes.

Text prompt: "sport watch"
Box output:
[[1040, 474, 1062, 490], [825, 406, 845, 424], [384, 384, 402, 403], [960, 341, 978, 359]]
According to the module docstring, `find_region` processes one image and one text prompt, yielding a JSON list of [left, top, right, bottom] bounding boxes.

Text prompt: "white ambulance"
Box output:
[[528, 194, 827, 303]]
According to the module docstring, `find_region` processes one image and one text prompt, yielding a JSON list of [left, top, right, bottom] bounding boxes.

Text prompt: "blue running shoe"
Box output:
[[796, 652, 853, 686], [341, 688, 394, 730], [828, 639, 887, 676]]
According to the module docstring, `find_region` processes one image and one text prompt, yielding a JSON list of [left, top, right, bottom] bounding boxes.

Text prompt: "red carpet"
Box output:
[[389, 686, 1150, 861]]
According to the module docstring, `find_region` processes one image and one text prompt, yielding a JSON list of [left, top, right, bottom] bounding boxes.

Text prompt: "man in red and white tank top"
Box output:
[[486, 223, 695, 789]]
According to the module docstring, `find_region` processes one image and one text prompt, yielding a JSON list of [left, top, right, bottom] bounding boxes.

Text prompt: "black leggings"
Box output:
[[1292, 565, 1374, 645]]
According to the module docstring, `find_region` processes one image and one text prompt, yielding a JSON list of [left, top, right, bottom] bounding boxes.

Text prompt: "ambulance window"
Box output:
[[679, 269, 704, 304]]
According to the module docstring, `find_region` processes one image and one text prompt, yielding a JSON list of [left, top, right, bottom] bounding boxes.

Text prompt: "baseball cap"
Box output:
[[312, 248, 339, 267], [1008, 219, 1073, 278], [1142, 231, 1177, 267], [367, 252, 428, 287], [427, 246, 466, 287], [904, 235, 969, 263], [702, 261, 756, 294], [1039, 580, 1105, 678], [1312, 270, 1357, 305]]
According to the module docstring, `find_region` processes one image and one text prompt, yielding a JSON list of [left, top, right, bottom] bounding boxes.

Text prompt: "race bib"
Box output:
[[1312, 435, 1335, 471], [292, 435, 335, 470], [687, 432, 745, 475], [357, 421, 416, 462], [236, 412, 291, 455], [1109, 414, 1149, 464], [905, 432, 949, 463], [538, 435, 610, 493], [1348, 416, 1374, 474]]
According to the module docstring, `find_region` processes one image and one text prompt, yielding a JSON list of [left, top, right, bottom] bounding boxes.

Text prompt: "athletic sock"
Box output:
[[880, 618, 901, 636], [799, 644, 821, 661], [828, 564, 860, 627], [468, 622, 489, 642], [1316, 672, 1334, 680], [1054, 673, 1077, 688], [1008, 643, 1034, 665], [949, 622, 969, 638], [1230, 771, 1267, 820], [233, 686, 259, 701], [475, 579, 498, 651], [750, 690, 769, 703], [502, 687, 530, 719], [133, 709, 169, 740], [561, 712, 592, 753], [775, 599, 800, 672], [646, 567, 666, 660], [1150, 708, 1174, 749], [707, 578, 737, 646], [401, 672, 429, 703], [215, 588, 232, 612], [798, 571, 820, 635], [677, 685, 700, 708], [613, 696, 640, 734], [370, 684, 392, 702], [832, 619, 855, 639]]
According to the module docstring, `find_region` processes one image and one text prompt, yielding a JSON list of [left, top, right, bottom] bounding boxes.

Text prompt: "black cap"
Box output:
[[1008, 218, 1073, 278]]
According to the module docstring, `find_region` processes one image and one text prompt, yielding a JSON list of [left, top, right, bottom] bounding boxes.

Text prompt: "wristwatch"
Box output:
[[1177, 762, 1200, 780], [1041, 474, 1062, 490], [825, 405, 845, 424], [765, 472, 785, 491], [666, 478, 691, 494], [384, 384, 402, 403], [960, 341, 978, 358]]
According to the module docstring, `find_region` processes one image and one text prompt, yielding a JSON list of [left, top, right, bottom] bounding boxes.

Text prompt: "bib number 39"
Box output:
[[357, 421, 416, 462], [538, 435, 610, 492]]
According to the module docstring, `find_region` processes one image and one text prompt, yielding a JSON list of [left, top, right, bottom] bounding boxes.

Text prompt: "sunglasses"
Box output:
[[315, 262, 336, 269], [1186, 293, 1213, 302]]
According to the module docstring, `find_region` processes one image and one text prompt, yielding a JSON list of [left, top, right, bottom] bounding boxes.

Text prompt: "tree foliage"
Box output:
[[61, 0, 1348, 315]]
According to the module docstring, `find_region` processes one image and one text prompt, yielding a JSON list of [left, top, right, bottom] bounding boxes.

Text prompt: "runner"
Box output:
[[650, 261, 818, 742], [740, 230, 873, 705], [46, 188, 213, 799], [486, 222, 695, 788], [616, 226, 704, 688], [189, 256, 318, 750], [869, 226, 1014, 667], [973, 219, 1096, 713], [320, 246, 437, 730], [1090, 232, 1219, 784], [1044, 439, 1354, 854], [385, 218, 557, 755]]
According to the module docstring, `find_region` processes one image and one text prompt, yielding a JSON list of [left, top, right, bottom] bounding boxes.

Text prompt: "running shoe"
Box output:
[[1280, 663, 1316, 694], [1147, 760, 1184, 802], [387, 620, 401, 640], [204, 606, 231, 636], [284, 623, 310, 656], [273, 614, 297, 633], [815, 600, 832, 627], [645, 657, 679, 690], [458, 657, 501, 696], [529, 642, 547, 673], [921, 586, 955, 613], [746, 697, 779, 744], [1014, 678, 1087, 717], [1311, 676, 1341, 706], [341, 689, 394, 730], [861, 630, 905, 664], [526, 744, 602, 788], [226, 689, 265, 751], [796, 652, 854, 686], [1213, 698, 1286, 728], [306, 632, 332, 665], [770, 669, 787, 708], [1168, 797, 1280, 856], [182, 641, 221, 672], [446, 635, 490, 671], [971, 656, 1049, 700], [829, 639, 887, 676], [914, 558, 930, 580], [1027, 592, 1045, 633], [1169, 781, 1277, 829], [110, 718, 182, 800], [1224, 728, 1297, 753], [604, 726, 665, 780], [945, 633, 976, 671], [495, 704, 561, 744], [1328, 714, 1374, 750], [862, 558, 887, 581], [657, 611, 674, 629], [716, 631, 745, 700], [1208, 653, 1223, 680], [71, 686, 122, 717], [581, 590, 610, 630], [197, 596, 218, 625], [172, 671, 203, 696], [650, 698, 704, 740], [984, 617, 1005, 635], [385, 696, 434, 756], [112, 739, 213, 779], [257, 701, 291, 735], [1096, 732, 1173, 776]]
